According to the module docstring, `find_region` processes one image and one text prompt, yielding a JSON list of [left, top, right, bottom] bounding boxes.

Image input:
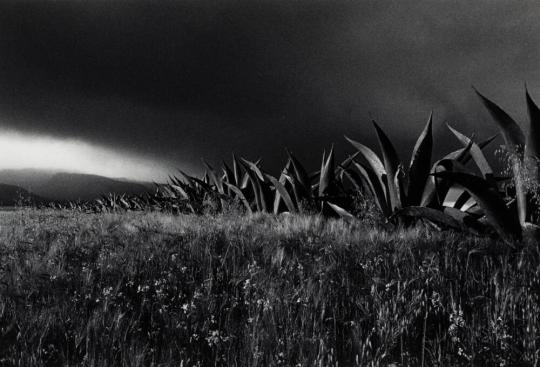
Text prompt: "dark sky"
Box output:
[[1, 0, 539, 177]]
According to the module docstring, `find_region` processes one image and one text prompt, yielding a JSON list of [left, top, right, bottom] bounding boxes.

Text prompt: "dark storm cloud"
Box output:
[[0, 0, 539, 174]]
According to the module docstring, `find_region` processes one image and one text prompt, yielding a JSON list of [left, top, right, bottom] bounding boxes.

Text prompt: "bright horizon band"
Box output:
[[0, 128, 172, 182]]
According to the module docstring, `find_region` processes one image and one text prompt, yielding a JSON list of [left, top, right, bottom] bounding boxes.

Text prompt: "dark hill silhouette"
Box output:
[[0, 183, 46, 206], [39, 172, 152, 201], [0, 169, 154, 202], [0, 169, 56, 191]]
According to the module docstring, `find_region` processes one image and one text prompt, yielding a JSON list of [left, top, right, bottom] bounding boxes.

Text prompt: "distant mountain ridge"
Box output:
[[0, 169, 154, 202], [0, 183, 47, 206]]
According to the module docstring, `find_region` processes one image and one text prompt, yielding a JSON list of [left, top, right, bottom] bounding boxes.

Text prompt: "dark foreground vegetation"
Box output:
[[1, 209, 539, 366], [63, 89, 540, 247], [2, 89, 540, 366]]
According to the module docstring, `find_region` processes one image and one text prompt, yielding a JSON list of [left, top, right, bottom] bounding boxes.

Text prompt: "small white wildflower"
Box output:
[[102, 286, 113, 297]]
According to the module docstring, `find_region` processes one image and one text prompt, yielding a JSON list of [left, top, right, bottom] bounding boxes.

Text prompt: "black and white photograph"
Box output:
[[1, 1, 540, 365]]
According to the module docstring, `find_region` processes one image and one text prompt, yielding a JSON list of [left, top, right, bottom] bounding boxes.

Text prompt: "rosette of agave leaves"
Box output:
[[450, 87, 540, 242], [343, 87, 540, 243], [343, 115, 499, 236]]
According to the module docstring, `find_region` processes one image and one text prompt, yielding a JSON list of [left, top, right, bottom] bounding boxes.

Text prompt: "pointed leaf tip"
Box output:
[[407, 113, 433, 205], [525, 87, 540, 173], [474, 88, 525, 150]]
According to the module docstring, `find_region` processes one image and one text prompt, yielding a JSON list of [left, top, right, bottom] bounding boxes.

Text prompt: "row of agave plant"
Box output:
[[72, 88, 540, 244]]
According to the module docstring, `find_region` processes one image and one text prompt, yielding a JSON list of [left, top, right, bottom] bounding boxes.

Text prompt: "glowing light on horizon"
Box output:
[[0, 129, 174, 182]]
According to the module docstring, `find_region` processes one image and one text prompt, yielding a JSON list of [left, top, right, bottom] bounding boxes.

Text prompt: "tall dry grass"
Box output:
[[0, 209, 538, 366]]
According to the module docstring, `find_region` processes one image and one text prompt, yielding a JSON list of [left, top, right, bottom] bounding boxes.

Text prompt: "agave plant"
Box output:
[[239, 148, 357, 216], [161, 148, 360, 217], [415, 125, 500, 220], [344, 116, 434, 216], [342, 115, 504, 232], [434, 88, 540, 241]]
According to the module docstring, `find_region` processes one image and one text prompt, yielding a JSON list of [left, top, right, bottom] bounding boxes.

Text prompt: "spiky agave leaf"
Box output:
[[326, 202, 355, 219], [407, 114, 433, 205], [255, 182, 271, 212], [441, 133, 498, 166], [475, 88, 527, 226], [169, 183, 190, 200], [223, 182, 252, 213], [524, 88, 540, 226], [372, 121, 402, 210], [452, 188, 472, 210], [353, 162, 391, 216], [231, 153, 240, 185], [273, 160, 287, 211], [474, 88, 525, 150], [420, 140, 475, 208], [525, 88, 540, 165], [202, 160, 224, 194], [443, 138, 475, 162], [447, 124, 494, 180], [189, 176, 213, 192], [434, 171, 522, 241], [266, 173, 297, 213], [333, 153, 362, 195], [241, 158, 266, 183], [345, 136, 386, 191], [443, 205, 481, 221], [168, 174, 181, 187], [478, 133, 499, 148], [337, 152, 361, 172], [222, 161, 234, 183], [240, 158, 271, 212], [176, 169, 197, 188], [392, 206, 464, 231], [230, 154, 250, 189], [318, 146, 336, 198], [272, 160, 297, 213], [442, 206, 488, 234], [119, 195, 130, 210], [340, 166, 364, 192], [394, 165, 407, 209], [286, 149, 311, 198], [220, 161, 236, 197]]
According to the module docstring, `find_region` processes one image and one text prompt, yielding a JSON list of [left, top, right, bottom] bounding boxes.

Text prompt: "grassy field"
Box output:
[[0, 209, 539, 366]]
